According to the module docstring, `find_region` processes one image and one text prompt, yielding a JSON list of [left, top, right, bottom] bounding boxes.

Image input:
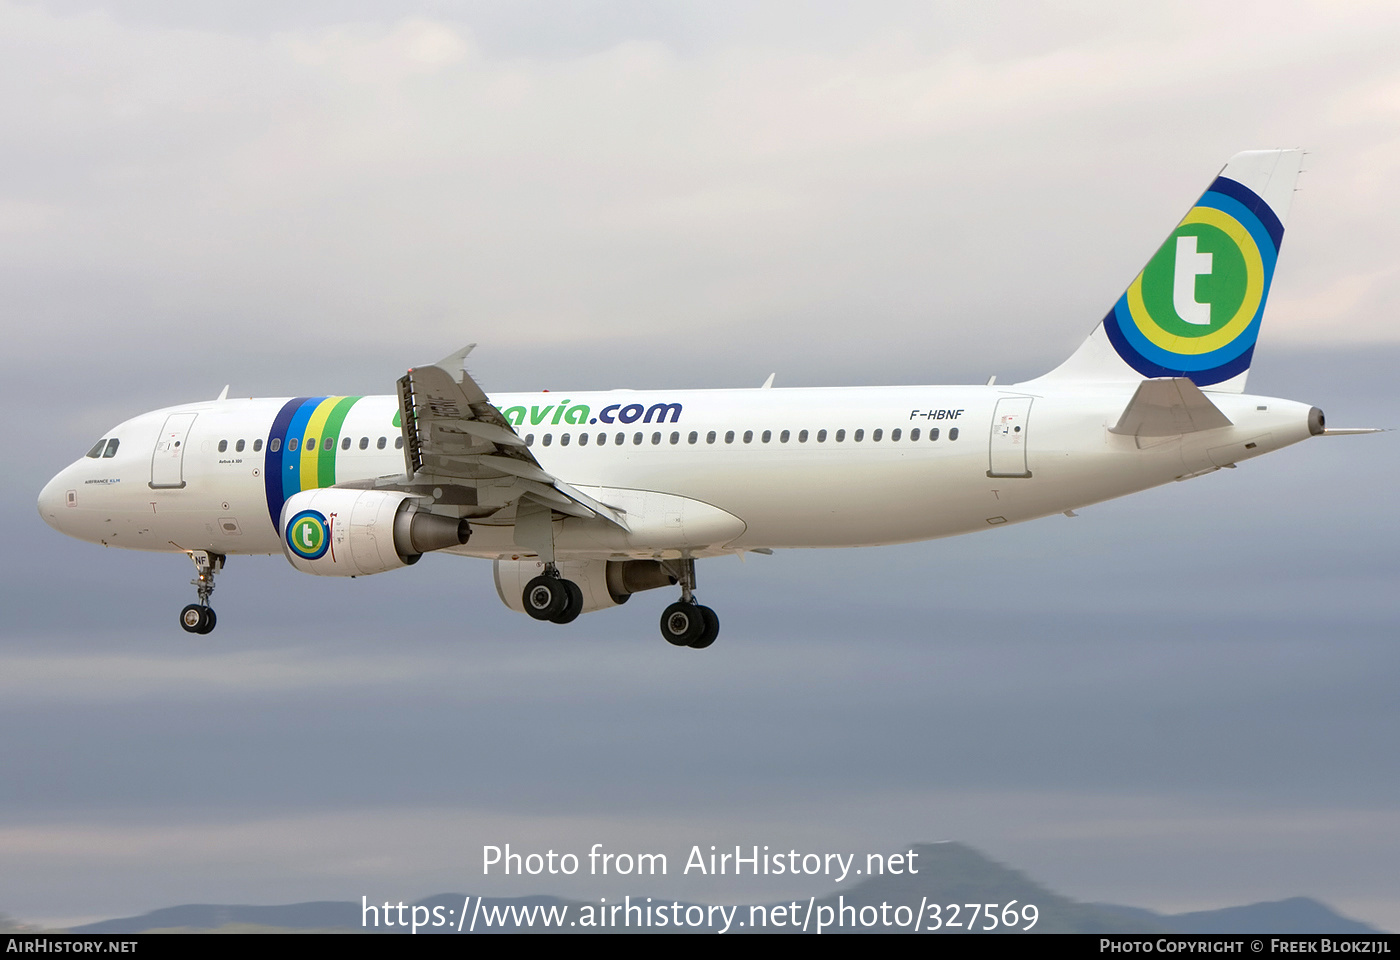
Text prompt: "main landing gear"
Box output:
[[658, 558, 719, 650], [522, 564, 584, 625], [179, 550, 224, 635]]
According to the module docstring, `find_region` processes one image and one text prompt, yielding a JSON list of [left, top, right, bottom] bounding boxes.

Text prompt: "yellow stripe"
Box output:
[[1128, 206, 1264, 356], [299, 398, 341, 489]]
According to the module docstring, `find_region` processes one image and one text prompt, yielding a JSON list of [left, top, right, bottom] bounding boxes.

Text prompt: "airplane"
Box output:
[[37, 149, 1379, 648]]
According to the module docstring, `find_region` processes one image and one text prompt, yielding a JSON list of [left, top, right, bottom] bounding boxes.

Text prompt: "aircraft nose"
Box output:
[[37, 470, 71, 532]]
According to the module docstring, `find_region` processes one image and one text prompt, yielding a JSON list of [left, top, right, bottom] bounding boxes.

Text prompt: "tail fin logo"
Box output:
[[1104, 177, 1282, 386]]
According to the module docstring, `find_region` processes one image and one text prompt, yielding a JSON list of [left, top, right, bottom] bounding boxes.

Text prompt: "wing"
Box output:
[[346, 345, 625, 530]]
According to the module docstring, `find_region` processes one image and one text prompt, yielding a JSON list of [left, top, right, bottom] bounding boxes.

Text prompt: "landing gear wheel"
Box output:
[[660, 601, 705, 646], [550, 580, 584, 625], [180, 604, 215, 634], [180, 551, 225, 634], [523, 576, 568, 621], [689, 605, 719, 649]]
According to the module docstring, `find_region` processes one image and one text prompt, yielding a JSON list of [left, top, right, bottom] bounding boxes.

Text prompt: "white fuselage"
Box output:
[[38, 383, 1317, 562]]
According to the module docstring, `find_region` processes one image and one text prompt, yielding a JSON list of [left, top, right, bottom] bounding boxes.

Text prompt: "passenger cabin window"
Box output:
[[817, 429, 827, 442], [359, 437, 368, 450], [835, 429, 846, 442], [542, 434, 552, 446], [949, 427, 959, 441], [854, 429, 865, 441], [395, 437, 403, 449], [376, 437, 386, 449], [103, 439, 119, 458], [288, 438, 298, 452], [688, 431, 698, 444], [86, 440, 106, 458], [525, 434, 535, 446], [578, 432, 588, 446], [560, 434, 570, 446], [872, 429, 882, 442], [218, 440, 228, 452], [253, 439, 263, 452], [270, 438, 281, 452], [725, 431, 735, 444], [798, 430, 808, 443], [669, 432, 679, 444], [743, 430, 753, 444], [707, 431, 717, 444], [780, 429, 790, 443], [341, 437, 351, 450], [910, 428, 920, 441], [761, 430, 772, 443], [306, 437, 315, 450], [324, 437, 334, 451], [929, 427, 939, 440], [236, 439, 245, 452], [890, 429, 900, 441]]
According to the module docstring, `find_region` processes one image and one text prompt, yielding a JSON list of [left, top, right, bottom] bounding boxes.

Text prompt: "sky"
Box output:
[[2, 0, 1398, 932]]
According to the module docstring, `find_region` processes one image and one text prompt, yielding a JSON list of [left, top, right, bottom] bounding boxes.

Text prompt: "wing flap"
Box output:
[[390, 346, 626, 529]]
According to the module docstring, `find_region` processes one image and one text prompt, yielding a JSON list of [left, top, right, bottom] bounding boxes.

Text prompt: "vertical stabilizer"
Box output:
[[1028, 149, 1304, 393]]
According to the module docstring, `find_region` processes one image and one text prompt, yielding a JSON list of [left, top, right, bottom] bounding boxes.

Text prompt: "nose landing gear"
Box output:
[[179, 550, 224, 635]]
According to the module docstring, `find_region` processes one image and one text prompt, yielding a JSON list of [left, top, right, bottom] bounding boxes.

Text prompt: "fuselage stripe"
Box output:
[[265, 396, 364, 532], [318, 396, 361, 488], [264, 397, 313, 531], [281, 398, 325, 507]]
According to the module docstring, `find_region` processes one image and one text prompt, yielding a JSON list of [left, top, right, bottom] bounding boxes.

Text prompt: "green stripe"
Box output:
[[318, 396, 361, 487]]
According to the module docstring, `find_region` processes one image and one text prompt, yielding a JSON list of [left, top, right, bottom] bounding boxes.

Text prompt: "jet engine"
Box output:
[[494, 558, 675, 616], [280, 489, 469, 577]]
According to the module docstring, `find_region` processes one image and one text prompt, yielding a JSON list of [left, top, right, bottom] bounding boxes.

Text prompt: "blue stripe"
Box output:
[[1105, 303, 1258, 385], [264, 397, 313, 531], [1208, 176, 1284, 250], [281, 398, 324, 507], [1197, 189, 1280, 271]]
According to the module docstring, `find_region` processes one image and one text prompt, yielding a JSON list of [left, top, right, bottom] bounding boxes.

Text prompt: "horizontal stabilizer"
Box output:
[[1110, 378, 1233, 438]]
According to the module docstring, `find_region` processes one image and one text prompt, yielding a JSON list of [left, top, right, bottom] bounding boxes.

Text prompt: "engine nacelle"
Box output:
[[494, 558, 675, 616], [281, 489, 470, 577]]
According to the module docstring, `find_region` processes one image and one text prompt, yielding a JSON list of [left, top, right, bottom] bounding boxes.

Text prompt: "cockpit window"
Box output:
[[103, 438, 120, 458], [86, 440, 107, 458]]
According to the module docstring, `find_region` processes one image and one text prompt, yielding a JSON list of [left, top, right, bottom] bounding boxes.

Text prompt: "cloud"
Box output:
[[3, 0, 1400, 378]]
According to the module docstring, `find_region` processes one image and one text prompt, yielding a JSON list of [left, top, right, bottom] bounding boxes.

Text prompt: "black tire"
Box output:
[[523, 576, 567, 621], [689, 605, 719, 649], [197, 607, 217, 634], [180, 604, 206, 634], [550, 580, 585, 624], [660, 601, 705, 646]]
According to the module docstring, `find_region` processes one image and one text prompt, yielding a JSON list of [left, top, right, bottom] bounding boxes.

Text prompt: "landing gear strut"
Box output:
[[658, 558, 719, 649], [522, 563, 584, 625], [179, 550, 224, 635]]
